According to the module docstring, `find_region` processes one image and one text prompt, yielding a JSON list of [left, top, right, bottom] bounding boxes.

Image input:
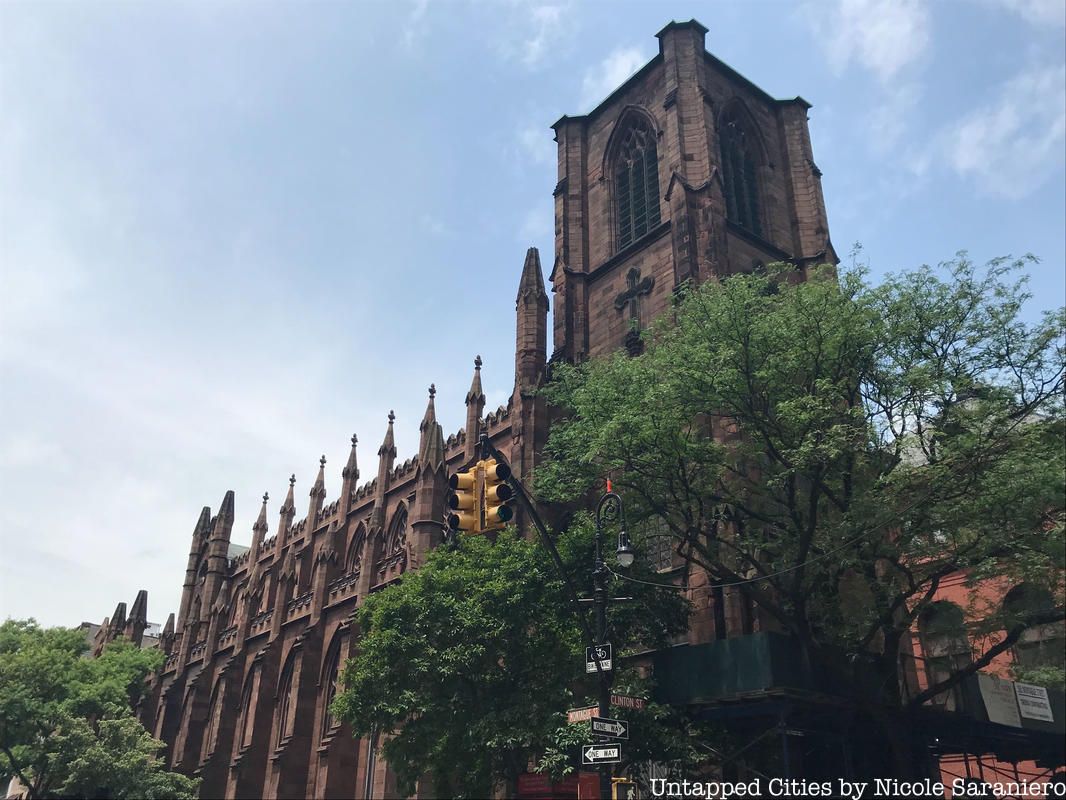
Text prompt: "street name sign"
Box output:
[[567, 706, 596, 724], [610, 694, 646, 710], [591, 716, 629, 740], [585, 643, 613, 673], [582, 744, 622, 765]]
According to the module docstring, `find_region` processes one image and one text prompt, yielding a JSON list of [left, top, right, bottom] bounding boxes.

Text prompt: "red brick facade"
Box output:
[[95, 20, 833, 799]]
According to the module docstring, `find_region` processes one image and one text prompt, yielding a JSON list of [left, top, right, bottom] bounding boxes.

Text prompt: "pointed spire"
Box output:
[[162, 613, 175, 637], [311, 455, 326, 498], [253, 492, 269, 534], [517, 247, 548, 303], [251, 492, 269, 562], [281, 474, 296, 515], [129, 590, 148, 623], [378, 410, 397, 457], [418, 385, 446, 469], [214, 490, 235, 532], [110, 601, 127, 633], [420, 385, 437, 432], [194, 505, 212, 539], [466, 356, 485, 405], [342, 434, 359, 481]]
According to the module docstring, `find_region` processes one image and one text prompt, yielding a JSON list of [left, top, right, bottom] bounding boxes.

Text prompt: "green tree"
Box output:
[[332, 526, 690, 798], [0, 619, 198, 800], [538, 255, 1065, 767]]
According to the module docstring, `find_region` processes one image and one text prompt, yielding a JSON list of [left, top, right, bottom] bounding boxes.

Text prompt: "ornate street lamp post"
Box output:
[[593, 483, 630, 800]]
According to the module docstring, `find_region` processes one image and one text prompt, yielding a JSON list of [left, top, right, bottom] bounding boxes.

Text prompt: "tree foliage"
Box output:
[[0, 619, 198, 800], [332, 526, 690, 798], [538, 255, 1065, 704]]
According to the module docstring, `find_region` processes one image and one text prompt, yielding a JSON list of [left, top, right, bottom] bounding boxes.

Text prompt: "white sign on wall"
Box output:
[[977, 674, 1022, 728], [1015, 682, 1055, 722]]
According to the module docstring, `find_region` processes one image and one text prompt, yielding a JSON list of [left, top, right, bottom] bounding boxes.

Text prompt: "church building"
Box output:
[[94, 20, 836, 798]]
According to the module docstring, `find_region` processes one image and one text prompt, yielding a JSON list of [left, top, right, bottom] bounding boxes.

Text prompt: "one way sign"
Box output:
[[581, 744, 622, 765], [591, 716, 629, 740]]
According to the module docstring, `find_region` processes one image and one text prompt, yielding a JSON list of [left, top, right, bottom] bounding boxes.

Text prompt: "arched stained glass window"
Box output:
[[346, 526, 365, 575], [236, 664, 260, 750], [321, 632, 348, 737], [614, 117, 661, 250], [386, 507, 407, 557], [720, 106, 763, 237], [275, 654, 298, 747], [200, 678, 225, 763]]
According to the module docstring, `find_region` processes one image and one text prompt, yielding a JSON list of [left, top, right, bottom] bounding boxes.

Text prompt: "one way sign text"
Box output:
[[582, 744, 622, 765], [590, 716, 629, 740]]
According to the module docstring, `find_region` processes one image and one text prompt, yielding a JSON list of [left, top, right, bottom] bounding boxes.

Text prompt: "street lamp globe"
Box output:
[[615, 530, 635, 568]]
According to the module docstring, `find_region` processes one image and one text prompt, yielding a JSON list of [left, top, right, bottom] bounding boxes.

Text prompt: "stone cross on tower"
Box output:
[[614, 267, 655, 327]]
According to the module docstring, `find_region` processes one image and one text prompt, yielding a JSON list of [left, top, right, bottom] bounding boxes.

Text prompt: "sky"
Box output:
[[1, 0, 1063, 627]]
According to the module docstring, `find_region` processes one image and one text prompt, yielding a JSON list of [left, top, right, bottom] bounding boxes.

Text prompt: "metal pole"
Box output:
[[594, 513, 611, 800]]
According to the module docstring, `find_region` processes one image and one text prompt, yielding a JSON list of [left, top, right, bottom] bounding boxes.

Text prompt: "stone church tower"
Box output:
[[552, 19, 832, 363], [93, 19, 832, 800]]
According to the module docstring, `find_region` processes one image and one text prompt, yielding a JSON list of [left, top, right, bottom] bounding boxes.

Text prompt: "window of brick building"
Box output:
[[720, 106, 763, 237], [614, 116, 661, 250], [1003, 584, 1066, 672], [919, 601, 972, 710]]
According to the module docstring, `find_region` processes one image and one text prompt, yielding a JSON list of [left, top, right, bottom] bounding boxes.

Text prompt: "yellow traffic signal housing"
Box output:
[[481, 458, 514, 531], [447, 467, 480, 534]]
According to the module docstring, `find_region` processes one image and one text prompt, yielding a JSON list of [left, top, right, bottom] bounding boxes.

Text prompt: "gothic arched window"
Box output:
[[613, 115, 661, 250], [236, 664, 260, 750], [200, 678, 225, 763], [386, 507, 408, 557], [720, 105, 763, 237], [320, 632, 348, 738], [346, 525, 366, 575], [275, 653, 297, 747]]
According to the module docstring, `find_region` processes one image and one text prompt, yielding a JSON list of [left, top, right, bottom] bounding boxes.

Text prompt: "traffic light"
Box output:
[[481, 458, 514, 531], [447, 467, 479, 534]]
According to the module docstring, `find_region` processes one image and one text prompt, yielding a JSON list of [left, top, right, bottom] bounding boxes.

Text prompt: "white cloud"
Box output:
[[403, 0, 431, 50], [943, 62, 1066, 198], [804, 0, 931, 83], [579, 45, 648, 111], [983, 0, 1066, 27], [522, 3, 566, 67], [491, 1, 573, 70], [866, 82, 922, 154]]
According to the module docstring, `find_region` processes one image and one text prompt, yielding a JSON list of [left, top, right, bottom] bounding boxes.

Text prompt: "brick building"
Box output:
[[93, 19, 837, 799]]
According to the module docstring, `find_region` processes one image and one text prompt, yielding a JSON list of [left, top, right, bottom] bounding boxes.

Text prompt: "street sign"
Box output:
[[582, 744, 622, 765], [585, 643, 613, 673], [610, 694, 646, 710], [567, 706, 596, 724], [591, 716, 629, 740]]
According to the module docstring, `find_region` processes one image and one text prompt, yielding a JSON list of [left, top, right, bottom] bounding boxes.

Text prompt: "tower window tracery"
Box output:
[[613, 116, 661, 250], [720, 106, 763, 237]]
